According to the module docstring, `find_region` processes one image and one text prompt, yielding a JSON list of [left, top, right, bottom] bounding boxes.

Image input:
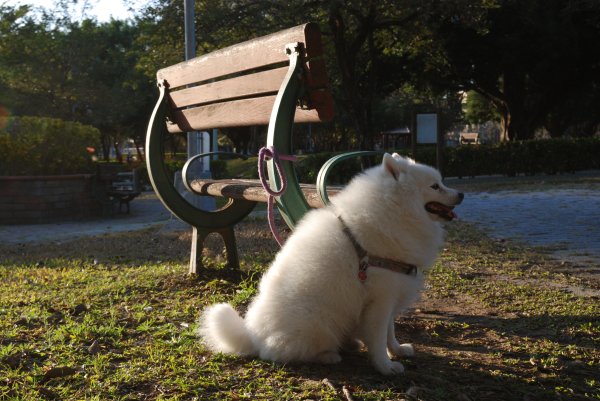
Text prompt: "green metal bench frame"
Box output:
[[145, 23, 335, 273]]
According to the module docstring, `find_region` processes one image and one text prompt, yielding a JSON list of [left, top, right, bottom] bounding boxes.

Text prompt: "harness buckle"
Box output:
[[358, 256, 369, 282]]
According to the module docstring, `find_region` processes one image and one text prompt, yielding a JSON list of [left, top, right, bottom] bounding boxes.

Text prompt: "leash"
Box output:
[[258, 146, 297, 247]]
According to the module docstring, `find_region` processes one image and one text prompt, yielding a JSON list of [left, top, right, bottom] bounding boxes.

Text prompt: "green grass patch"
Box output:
[[1, 220, 598, 400]]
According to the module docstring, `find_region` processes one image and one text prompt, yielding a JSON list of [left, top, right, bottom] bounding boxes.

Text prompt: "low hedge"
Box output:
[[294, 137, 600, 183], [143, 137, 600, 187], [0, 116, 100, 176], [438, 137, 600, 178]]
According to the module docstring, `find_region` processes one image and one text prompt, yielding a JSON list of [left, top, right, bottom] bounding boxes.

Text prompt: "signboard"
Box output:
[[416, 113, 438, 144]]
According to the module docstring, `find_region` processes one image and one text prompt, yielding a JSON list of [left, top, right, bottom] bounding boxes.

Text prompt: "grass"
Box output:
[[1, 201, 599, 400]]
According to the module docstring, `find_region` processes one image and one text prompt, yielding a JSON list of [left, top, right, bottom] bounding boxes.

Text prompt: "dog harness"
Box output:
[[336, 215, 418, 282]]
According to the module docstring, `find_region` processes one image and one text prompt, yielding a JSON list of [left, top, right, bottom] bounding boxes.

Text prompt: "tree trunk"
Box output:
[[328, 4, 376, 150], [502, 68, 538, 141]]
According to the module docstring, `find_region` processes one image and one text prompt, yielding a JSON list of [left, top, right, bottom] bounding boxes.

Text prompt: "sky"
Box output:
[[14, 0, 146, 22]]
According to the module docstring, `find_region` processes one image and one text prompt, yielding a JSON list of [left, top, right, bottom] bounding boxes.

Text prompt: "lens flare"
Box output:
[[0, 105, 11, 130]]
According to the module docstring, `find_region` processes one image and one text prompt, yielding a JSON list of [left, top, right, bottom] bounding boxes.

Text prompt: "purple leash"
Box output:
[[258, 146, 297, 247]]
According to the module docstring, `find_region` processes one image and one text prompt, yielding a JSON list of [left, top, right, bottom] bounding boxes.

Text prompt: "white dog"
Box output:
[[198, 153, 463, 375]]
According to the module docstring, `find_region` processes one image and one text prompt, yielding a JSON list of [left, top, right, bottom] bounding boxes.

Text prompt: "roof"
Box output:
[[381, 127, 411, 135]]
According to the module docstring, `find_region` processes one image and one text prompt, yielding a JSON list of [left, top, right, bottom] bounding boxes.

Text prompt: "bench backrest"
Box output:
[[156, 23, 333, 133], [96, 162, 126, 182]]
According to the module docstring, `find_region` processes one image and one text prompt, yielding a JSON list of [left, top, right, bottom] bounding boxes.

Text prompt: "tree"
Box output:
[[412, 0, 600, 140], [100, 0, 600, 146], [323, 1, 415, 149], [0, 5, 62, 118], [0, 4, 155, 159], [463, 91, 499, 125], [135, 0, 447, 150], [61, 19, 155, 159]]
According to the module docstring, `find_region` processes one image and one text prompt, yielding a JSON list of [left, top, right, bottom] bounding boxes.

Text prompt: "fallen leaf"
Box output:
[[43, 366, 78, 381]]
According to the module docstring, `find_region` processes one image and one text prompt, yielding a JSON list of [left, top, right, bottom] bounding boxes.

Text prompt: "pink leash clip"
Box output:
[[257, 146, 297, 247]]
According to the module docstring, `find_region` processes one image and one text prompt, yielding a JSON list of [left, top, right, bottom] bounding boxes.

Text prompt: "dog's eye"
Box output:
[[430, 184, 440, 190]]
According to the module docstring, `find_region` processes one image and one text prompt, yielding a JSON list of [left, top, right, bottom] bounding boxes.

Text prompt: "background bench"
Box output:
[[96, 163, 141, 214], [460, 132, 480, 145], [146, 23, 375, 273]]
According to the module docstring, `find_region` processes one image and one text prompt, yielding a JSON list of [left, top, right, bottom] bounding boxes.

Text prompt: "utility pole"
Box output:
[[184, 0, 199, 164], [178, 0, 215, 210], [182, 0, 215, 274]]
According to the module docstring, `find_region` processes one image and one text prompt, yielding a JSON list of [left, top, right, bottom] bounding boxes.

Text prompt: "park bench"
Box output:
[[145, 22, 379, 273], [460, 132, 480, 145], [96, 163, 141, 214]]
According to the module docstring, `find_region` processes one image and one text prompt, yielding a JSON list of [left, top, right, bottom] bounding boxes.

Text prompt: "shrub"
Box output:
[[441, 137, 600, 178], [0, 116, 100, 176], [210, 159, 228, 179], [295, 152, 373, 184], [292, 137, 600, 181]]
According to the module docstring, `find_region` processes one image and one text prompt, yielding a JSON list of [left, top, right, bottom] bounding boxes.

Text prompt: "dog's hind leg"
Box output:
[[386, 316, 414, 358], [259, 330, 342, 365]]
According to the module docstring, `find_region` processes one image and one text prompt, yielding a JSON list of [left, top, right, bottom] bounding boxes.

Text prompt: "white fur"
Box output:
[[197, 153, 463, 375]]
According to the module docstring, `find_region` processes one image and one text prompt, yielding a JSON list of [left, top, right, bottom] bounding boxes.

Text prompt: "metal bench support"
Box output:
[[145, 81, 256, 273], [146, 23, 333, 273], [266, 43, 311, 229]]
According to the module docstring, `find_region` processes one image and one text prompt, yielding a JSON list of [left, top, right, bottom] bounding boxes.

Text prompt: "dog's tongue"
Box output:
[[425, 202, 457, 221]]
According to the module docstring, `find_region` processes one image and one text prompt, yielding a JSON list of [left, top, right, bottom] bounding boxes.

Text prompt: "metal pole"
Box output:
[[436, 111, 444, 176], [184, 0, 198, 161], [183, 0, 215, 273], [184, 0, 195, 61]]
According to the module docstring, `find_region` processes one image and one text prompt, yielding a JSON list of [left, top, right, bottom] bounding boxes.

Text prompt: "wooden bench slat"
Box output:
[[166, 95, 328, 133], [159, 22, 333, 132], [188, 178, 339, 209], [168, 67, 288, 109], [157, 23, 323, 89]]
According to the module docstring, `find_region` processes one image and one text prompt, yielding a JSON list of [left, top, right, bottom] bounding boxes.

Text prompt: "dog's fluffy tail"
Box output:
[[197, 303, 257, 356]]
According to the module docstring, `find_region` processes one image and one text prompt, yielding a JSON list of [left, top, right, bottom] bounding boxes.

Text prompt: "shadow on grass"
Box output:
[[261, 310, 596, 401]]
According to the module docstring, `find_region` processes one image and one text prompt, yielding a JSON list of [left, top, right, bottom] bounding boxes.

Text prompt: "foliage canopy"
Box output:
[[1, 0, 599, 152]]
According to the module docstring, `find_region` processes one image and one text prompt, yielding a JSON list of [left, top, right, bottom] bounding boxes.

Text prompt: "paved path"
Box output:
[[459, 188, 600, 264], [0, 193, 177, 245]]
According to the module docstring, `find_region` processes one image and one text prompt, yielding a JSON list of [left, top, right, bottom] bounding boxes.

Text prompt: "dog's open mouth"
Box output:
[[425, 202, 457, 221]]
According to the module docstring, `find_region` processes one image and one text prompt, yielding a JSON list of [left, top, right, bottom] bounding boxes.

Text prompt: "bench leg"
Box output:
[[189, 225, 240, 274], [189, 226, 204, 275], [219, 226, 240, 269]]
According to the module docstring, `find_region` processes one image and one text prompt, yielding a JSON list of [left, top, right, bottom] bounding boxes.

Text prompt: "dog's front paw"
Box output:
[[373, 359, 405, 375], [388, 342, 415, 358]]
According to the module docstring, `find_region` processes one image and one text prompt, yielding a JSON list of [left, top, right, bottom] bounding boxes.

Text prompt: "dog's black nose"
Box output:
[[457, 192, 464, 203]]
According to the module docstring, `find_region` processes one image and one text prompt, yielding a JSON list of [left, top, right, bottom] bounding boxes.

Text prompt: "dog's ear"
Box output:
[[392, 152, 416, 165], [383, 153, 402, 181]]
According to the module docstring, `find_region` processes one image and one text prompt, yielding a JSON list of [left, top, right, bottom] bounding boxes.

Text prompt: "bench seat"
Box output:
[[188, 179, 340, 209]]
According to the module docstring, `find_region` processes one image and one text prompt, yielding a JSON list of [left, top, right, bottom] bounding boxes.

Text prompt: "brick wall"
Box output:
[[0, 175, 100, 224]]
